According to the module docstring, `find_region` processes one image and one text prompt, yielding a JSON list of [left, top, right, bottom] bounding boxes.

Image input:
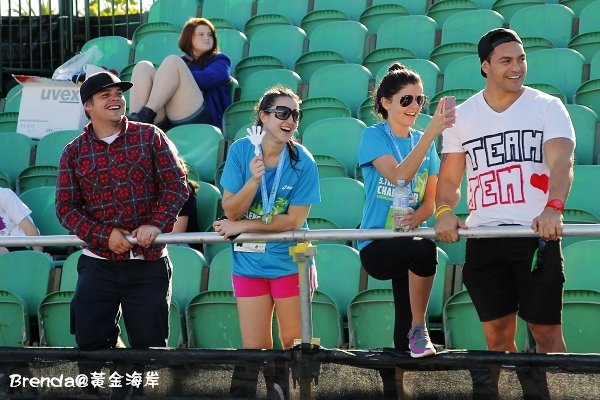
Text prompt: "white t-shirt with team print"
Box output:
[[441, 87, 575, 227]]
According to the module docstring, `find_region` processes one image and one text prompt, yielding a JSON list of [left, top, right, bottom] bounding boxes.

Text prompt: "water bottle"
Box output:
[[391, 179, 412, 232]]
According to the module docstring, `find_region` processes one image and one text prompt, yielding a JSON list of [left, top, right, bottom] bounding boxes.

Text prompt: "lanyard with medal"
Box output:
[[384, 121, 421, 204], [247, 125, 287, 224]]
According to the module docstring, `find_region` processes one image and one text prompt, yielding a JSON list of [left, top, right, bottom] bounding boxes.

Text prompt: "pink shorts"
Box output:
[[232, 274, 300, 298]]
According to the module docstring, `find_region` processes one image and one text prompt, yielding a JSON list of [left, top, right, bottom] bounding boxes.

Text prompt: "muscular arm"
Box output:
[[435, 152, 466, 208], [531, 137, 574, 240]]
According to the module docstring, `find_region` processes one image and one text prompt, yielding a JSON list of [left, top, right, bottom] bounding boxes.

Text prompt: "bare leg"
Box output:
[[274, 295, 301, 349], [408, 271, 434, 326], [236, 294, 275, 349], [129, 61, 158, 116], [145, 55, 204, 122]]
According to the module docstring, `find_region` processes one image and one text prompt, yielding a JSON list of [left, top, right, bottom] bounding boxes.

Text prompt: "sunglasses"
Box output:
[[263, 106, 302, 122], [399, 94, 427, 107], [530, 239, 547, 273]]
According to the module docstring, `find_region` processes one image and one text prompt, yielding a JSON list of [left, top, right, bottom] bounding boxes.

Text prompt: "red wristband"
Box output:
[[545, 199, 565, 213]]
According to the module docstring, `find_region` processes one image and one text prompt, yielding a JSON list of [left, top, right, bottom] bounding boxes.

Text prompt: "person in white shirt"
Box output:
[[435, 28, 575, 399], [0, 187, 43, 254]]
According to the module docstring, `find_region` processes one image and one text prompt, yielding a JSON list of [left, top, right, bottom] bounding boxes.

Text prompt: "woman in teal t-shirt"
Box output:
[[358, 63, 455, 395], [214, 85, 319, 399]]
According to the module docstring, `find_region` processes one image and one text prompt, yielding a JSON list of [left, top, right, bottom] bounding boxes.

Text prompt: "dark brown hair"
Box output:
[[373, 62, 423, 120], [255, 84, 302, 168]]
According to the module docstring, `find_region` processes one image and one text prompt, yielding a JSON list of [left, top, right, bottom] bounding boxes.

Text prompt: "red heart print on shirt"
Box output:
[[530, 173, 549, 194]]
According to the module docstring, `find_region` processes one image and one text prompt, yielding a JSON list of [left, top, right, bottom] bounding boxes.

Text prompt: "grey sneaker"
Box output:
[[408, 322, 436, 358]]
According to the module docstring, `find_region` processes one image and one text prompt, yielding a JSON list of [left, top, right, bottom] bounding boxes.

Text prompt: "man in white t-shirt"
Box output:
[[435, 28, 575, 399], [0, 188, 43, 254]]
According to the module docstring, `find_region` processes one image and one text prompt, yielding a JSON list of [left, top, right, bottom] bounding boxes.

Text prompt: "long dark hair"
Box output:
[[179, 17, 219, 68], [254, 84, 302, 169], [373, 63, 422, 120]]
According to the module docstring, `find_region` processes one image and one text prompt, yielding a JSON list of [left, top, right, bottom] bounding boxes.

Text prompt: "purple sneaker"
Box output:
[[408, 323, 436, 358]]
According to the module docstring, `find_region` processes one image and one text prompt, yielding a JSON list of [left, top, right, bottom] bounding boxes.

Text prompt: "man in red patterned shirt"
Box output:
[[56, 71, 189, 350]]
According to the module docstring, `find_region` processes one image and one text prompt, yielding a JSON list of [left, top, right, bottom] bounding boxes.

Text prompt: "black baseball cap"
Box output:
[[79, 71, 133, 104], [478, 28, 523, 77]]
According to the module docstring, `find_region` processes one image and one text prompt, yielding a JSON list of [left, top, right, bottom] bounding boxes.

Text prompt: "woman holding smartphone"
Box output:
[[357, 63, 455, 396]]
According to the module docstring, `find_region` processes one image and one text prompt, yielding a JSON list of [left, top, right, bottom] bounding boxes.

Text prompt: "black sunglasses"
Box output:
[[263, 106, 302, 122], [399, 94, 427, 107], [531, 239, 547, 273]]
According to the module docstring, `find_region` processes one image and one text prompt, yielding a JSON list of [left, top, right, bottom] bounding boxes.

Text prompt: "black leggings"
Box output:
[[359, 237, 437, 350]]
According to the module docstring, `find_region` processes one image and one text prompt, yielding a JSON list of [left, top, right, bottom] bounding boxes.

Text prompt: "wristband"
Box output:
[[545, 199, 565, 213], [435, 204, 453, 219]]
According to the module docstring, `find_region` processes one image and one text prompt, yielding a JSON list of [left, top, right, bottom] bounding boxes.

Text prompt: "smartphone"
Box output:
[[443, 96, 456, 111]]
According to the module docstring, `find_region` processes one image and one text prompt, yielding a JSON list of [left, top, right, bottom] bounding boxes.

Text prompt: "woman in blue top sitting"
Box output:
[[128, 17, 232, 130], [214, 85, 319, 399], [357, 63, 455, 395]]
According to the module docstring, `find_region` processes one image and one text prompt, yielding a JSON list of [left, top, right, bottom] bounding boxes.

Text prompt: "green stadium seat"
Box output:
[[254, 0, 310, 26], [243, 13, 293, 39], [234, 55, 285, 84], [525, 48, 585, 101], [133, 32, 183, 65], [510, 4, 575, 47], [313, 243, 362, 321], [312, 154, 349, 178], [359, 4, 410, 33], [307, 63, 373, 117], [562, 289, 600, 353], [492, 0, 544, 21], [293, 50, 346, 83], [376, 15, 437, 59], [430, 42, 478, 73], [358, 97, 378, 127], [0, 111, 20, 133], [38, 291, 77, 347], [3, 84, 23, 113], [35, 129, 80, 167], [131, 22, 179, 45], [207, 249, 233, 292], [473, 0, 496, 7], [565, 103, 597, 166], [348, 288, 395, 349], [563, 241, 600, 291], [299, 97, 352, 137], [441, 9, 504, 45], [312, 0, 368, 21], [558, 0, 598, 16], [429, 89, 478, 117], [166, 124, 224, 184], [309, 21, 369, 64], [426, 0, 479, 26], [0, 132, 32, 188], [239, 69, 301, 101], [0, 250, 54, 317], [521, 37, 555, 53], [372, 0, 428, 15], [247, 25, 306, 70], [576, 1, 600, 34], [300, 9, 349, 36], [0, 169, 11, 189], [16, 165, 58, 195], [362, 47, 417, 76], [200, 0, 254, 31], [19, 186, 69, 237], [568, 31, 600, 63], [207, 18, 236, 30], [81, 35, 132, 72], [443, 290, 530, 350], [306, 291, 344, 348], [195, 180, 222, 232], [509, 4, 575, 48], [443, 55, 486, 91], [564, 165, 600, 224], [309, 177, 365, 229], [59, 250, 82, 291], [302, 117, 366, 177], [575, 79, 600, 117], [527, 83, 567, 104], [221, 99, 257, 141], [217, 28, 248, 70], [146, 0, 199, 29], [0, 290, 29, 346]]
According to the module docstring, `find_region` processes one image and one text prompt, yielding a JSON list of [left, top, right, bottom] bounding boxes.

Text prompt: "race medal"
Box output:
[[262, 214, 272, 224]]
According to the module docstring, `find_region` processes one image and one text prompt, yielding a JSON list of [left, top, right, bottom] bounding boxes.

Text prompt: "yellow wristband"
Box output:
[[435, 205, 453, 219]]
